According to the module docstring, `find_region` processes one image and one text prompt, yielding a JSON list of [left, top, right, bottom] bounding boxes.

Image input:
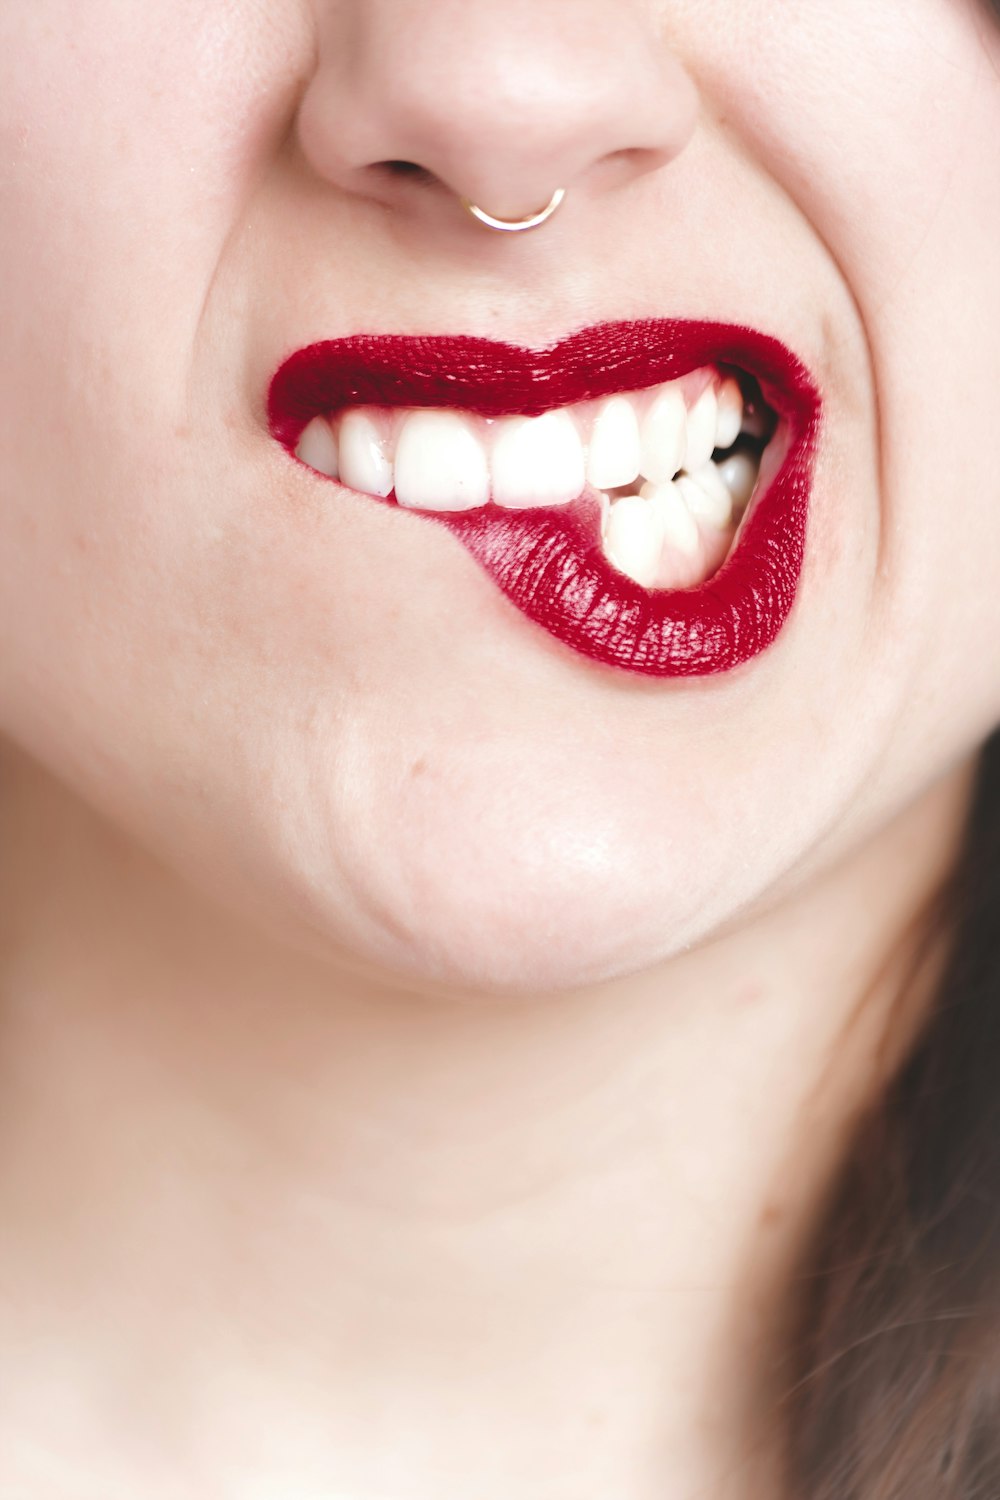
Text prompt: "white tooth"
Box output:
[[393, 410, 489, 512], [602, 495, 665, 588], [338, 410, 394, 498], [491, 409, 585, 508], [676, 464, 733, 530], [684, 385, 719, 473], [715, 378, 743, 452], [643, 480, 700, 556], [295, 416, 339, 478], [586, 396, 641, 489], [638, 382, 686, 483], [716, 452, 760, 510]]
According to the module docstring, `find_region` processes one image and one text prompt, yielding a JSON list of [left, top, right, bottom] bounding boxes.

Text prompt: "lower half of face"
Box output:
[[1, 0, 999, 996]]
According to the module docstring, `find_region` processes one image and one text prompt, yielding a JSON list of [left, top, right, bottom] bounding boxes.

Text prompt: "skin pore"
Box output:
[[1, 1, 1000, 1496]]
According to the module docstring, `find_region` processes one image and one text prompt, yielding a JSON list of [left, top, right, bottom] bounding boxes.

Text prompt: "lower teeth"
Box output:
[[599, 446, 761, 591]]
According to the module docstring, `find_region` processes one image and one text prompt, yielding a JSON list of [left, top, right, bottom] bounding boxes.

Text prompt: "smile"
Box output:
[[267, 320, 822, 677]]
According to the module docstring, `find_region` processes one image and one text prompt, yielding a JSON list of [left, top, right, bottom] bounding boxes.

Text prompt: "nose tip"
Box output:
[[297, 0, 698, 226]]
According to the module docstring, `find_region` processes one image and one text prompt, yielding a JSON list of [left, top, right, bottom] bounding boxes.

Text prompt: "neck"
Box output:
[[0, 742, 973, 1499]]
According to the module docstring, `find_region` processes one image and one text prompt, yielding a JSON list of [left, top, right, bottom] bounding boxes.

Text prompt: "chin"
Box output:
[[302, 873, 678, 998], [269, 766, 750, 997]]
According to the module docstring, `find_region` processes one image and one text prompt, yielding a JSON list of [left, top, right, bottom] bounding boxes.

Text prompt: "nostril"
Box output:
[[375, 160, 438, 187], [296, 0, 700, 227]]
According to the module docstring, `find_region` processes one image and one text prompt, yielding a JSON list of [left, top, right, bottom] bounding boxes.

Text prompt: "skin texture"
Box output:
[[0, 1, 999, 1495]]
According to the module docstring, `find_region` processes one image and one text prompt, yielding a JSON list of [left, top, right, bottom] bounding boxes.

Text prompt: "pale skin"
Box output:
[[1, 2, 1000, 1496]]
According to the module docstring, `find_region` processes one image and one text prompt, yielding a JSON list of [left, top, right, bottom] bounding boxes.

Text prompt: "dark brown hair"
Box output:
[[783, 728, 1000, 1495]]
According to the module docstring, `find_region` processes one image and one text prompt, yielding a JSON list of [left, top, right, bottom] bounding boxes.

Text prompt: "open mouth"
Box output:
[[267, 321, 822, 677]]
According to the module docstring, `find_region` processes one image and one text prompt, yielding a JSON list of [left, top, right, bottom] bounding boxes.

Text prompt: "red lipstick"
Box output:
[[267, 320, 822, 676]]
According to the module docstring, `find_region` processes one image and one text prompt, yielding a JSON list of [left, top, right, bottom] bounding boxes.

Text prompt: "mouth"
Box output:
[[267, 320, 822, 677]]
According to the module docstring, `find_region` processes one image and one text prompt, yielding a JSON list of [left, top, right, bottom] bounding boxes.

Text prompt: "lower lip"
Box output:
[[270, 322, 822, 677]]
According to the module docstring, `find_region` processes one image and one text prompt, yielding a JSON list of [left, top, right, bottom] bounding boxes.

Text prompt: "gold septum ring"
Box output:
[[460, 187, 566, 233]]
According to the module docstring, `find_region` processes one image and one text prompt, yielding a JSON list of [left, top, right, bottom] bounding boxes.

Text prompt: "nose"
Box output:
[[296, 0, 698, 229]]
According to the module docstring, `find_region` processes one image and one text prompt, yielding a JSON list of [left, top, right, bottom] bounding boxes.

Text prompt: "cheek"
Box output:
[[0, 0, 306, 514], [706, 0, 1000, 727], [0, 1, 306, 773]]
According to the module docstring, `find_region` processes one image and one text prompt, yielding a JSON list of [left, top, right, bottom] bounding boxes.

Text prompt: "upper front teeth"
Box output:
[[394, 409, 490, 511], [587, 396, 642, 489], [293, 368, 752, 514], [492, 409, 586, 508], [636, 384, 686, 483], [340, 410, 394, 498]]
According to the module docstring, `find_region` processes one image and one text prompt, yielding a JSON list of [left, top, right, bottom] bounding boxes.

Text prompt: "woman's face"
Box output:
[[1, 0, 998, 993]]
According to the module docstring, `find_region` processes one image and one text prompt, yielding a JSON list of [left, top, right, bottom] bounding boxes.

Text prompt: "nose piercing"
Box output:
[[460, 187, 566, 233]]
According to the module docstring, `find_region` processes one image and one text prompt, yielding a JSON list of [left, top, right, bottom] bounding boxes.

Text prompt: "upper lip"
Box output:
[[266, 318, 818, 448]]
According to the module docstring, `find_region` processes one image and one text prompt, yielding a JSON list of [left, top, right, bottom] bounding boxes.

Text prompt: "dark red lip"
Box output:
[[267, 320, 822, 677]]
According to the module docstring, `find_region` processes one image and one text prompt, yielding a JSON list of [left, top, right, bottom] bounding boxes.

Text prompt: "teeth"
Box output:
[[296, 416, 339, 478], [638, 382, 686, 484], [586, 396, 641, 490], [716, 451, 760, 510], [675, 463, 733, 530], [394, 410, 490, 512], [491, 409, 585, 508], [602, 494, 664, 587], [642, 480, 700, 556], [295, 367, 773, 563], [714, 378, 743, 452], [683, 385, 719, 473], [338, 410, 393, 498]]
